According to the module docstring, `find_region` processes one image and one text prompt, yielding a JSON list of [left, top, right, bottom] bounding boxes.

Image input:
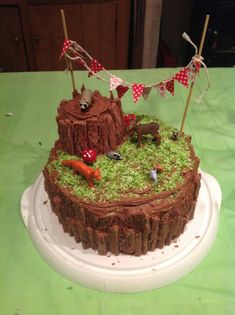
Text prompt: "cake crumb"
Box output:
[[106, 253, 111, 257], [43, 200, 48, 205], [174, 245, 179, 248], [66, 286, 73, 290], [195, 235, 200, 238], [161, 251, 165, 254], [5, 112, 13, 117], [152, 268, 156, 271], [112, 262, 115, 266]]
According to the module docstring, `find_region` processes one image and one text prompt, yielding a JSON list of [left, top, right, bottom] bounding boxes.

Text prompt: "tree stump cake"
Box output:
[[56, 88, 127, 156]]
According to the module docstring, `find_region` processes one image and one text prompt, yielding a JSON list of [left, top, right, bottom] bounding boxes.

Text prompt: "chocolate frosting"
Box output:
[[43, 142, 200, 256], [43, 91, 201, 256], [56, 91, 127, 156], [58, 91, 110, 120]]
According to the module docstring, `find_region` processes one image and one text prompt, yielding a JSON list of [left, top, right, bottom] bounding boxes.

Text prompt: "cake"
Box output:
[[43, 87, 200, 256]]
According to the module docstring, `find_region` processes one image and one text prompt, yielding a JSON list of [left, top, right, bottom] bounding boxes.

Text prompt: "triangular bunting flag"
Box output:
[[186, 65, 195, 82], [132, 84, 145, 103], [109, 76, 122, 91], [194, 61, 201, 73], [88, 59, 104, 77], [186, 60, 201, 82], [142, 87, 151, 100], [77, 57, 85, 67], [166, 79, 174, 95], [157, 83, 166, 97], [174, 68, 189, 87], [60, 40, 72, 59], [116, 85, 129, 98]]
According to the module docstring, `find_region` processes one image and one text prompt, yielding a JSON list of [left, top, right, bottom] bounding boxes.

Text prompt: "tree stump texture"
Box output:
[[56, 91, 127, 156]]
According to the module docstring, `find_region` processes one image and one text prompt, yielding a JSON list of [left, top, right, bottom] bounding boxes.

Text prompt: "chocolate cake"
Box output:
[[43, 88, 201, 256]]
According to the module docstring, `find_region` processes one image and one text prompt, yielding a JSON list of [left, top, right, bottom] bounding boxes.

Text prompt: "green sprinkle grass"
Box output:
[[48, 116, 193, 202]]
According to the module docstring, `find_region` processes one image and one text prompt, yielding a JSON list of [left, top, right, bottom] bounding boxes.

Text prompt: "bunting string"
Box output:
[[60, 32, 210, 103], [182, 32, 211, 102]]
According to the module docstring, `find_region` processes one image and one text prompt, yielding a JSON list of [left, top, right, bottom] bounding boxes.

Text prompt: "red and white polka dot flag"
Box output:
[[88, 59, 104, 77], [60, 40, 72, 59], [186, 65, 195, 82], [157, 82, 166, 97], [142, 87, 152, 100], [174, 68, 189, 87], [186, 61, 201, 82], [132, 84, 145, 103], [194, 61, 201, 73], [116, 85, 129, 98], [166, 79, 174, 95], [109, 76, 122, 91]]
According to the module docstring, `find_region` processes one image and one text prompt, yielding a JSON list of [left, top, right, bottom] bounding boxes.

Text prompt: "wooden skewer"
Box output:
[[198, 15, 210, 56], [179, 15, 210, 134], [60, 9, 77, 95]]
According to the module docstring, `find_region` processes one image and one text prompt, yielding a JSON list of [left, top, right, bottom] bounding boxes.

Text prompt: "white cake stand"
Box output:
[[21, 170, 221, 293]]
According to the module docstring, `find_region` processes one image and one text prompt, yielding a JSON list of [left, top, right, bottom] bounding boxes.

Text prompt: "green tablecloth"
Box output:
[[0, 69, 234, 315]]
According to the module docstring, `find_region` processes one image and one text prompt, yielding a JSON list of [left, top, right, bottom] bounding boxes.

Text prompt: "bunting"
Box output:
[[116, 85, 129, 98], [157, 83, 166, 97], [174, 68, 189, 87], [132, 84, 145, 103], [76, 57, 86, 67], [194, 61, 201, 73], [60, 40, 72, 59], [88, 59, 104, 77], [60, 36, 207, 103], [166, 79, 174, 95], [142, 87, 152, 100], [186, 65, 195, 82], [109, 76, 122, 91]]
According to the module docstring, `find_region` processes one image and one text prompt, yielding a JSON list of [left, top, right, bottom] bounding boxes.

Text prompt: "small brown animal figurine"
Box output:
[[80, 88, 93, 112], [62, 160, 101, 188], [128, 121, 160, 147], [155, 131, 161, 146], [171, 130, 179, 141]]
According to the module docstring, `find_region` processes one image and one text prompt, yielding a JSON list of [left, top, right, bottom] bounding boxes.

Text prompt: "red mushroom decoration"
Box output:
[[155, 163, 164, 173], [123, 114, 136, 128], [82, 149, 97, 164]]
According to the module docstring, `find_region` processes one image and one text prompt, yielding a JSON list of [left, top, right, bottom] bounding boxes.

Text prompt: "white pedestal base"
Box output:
[[21, 170, 221, 293]]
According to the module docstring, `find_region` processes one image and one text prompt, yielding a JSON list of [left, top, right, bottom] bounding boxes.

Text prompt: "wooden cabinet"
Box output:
[[0, 0, 130, 71], [0, 6, 28, 71]]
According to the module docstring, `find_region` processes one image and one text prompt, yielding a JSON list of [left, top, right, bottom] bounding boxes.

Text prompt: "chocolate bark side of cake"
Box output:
[[43, 142, 200, 256]]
